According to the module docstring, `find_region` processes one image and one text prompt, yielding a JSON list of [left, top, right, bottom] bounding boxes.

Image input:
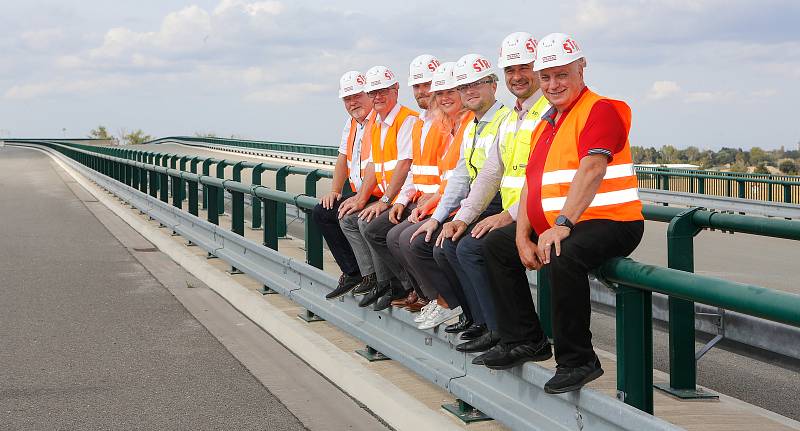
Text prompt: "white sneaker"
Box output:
[[414, 300, 438, 323], [418, 306, 462, 330]]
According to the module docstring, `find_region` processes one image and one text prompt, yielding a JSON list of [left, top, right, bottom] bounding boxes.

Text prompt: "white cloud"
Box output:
[[684, 90, 736, 103], [244, 82, 327, 103], [214, 0, 284, 16], [647, 81, 681, 100], [4, 76, 131, 100], [20, 28, 65, 51]]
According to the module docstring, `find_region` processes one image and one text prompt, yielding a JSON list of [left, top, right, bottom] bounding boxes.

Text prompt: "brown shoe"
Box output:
[[391, 290, 418, 308], [405, 298, 429, 312]]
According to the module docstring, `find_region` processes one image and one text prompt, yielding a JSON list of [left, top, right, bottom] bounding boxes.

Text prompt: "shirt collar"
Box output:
[[378, 103, 402, 126], [514, 89, 542, 114], [543, 86, 588, 126], [476, 99, 503, 124]]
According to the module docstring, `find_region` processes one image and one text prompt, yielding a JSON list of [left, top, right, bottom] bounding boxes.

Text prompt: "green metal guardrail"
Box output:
[[17, 140, 800, 418], [145, 136, 340, 158], [636, 166, 800, 204]]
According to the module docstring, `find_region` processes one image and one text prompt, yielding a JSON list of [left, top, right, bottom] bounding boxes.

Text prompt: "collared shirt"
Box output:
[[525, 86, 627, 234], [337, 115, 370, 191], [396, 109, 432, 206], [367, 102, 417, 202], [450, 91, 541, 225], [432, 100, 505, 223]]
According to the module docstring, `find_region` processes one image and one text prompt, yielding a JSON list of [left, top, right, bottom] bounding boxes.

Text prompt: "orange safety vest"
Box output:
[[371, 105, 419, 193], [529, 90, 643, 226], [345, 111, 381, 196], [437, 112, 475, 194], [410, 120, 446, 197], [418, 112, 475, 216]]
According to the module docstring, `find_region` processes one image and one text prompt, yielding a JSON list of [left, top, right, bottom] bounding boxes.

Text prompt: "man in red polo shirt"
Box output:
[[478, 33, 644, 395]]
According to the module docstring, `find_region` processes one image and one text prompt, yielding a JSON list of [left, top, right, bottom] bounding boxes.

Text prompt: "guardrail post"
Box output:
[[275, 166, 291, 237], [305, 169, 322, 197], [783, 184, 792, 204], [188, 177, 199, 217], [536, 268, 552, 339], [179, 156, 189, 200], [228, 183, 245, 275], [251, 164, 266, 229], [159, 170, 169, 204], [655, 208, 717, 400], [737, 180, 746, 199], [697, 177, 705, 195], [172, 172, 183, 210], [202, 159, 213, 209], [263, 198, 279, 250], [661, 173, 670, 191], [148, 167, 158, 199], [207, 182, 219, 226], [614, 282, 654, 414], [215, 161, 229, 215]]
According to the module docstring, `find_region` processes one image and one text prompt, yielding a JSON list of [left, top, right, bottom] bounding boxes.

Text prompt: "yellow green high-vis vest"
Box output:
[[498, 95, 550, 209], [463, 105, 512, 181]]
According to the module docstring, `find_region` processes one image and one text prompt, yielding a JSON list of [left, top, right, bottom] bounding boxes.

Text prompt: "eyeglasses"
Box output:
[[366, 87, 396, 99], [456, 78, 494, 93]]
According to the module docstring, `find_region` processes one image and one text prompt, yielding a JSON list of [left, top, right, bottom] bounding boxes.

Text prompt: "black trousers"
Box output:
[[311, 199, 360, 276], [483, 219, 644, 367]]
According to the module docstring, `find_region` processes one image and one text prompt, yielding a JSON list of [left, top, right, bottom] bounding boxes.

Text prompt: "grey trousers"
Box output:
[[362, 204, 418, 290], [339, 212, 389, 281]]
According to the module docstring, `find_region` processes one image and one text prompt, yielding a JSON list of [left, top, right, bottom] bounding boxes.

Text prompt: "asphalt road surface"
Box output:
[[0, 145, 339, 429]]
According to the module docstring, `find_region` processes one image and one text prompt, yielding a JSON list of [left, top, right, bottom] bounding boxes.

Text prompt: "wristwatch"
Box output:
[[555, 215, 574, 230], [380, 195, 391, 204]]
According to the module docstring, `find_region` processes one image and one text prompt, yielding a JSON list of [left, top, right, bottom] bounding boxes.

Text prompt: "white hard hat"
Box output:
[[338, 70, 366, 98], [430, 62, 456, 92], [408, 54, 441, 86], [453, 54, 495, 87], [364, 65, 398, 93], [497, 32, 538, 68], [533, 33, 584, 72]]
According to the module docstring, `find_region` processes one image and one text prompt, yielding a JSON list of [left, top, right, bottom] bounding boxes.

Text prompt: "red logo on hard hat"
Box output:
[[472, 58, 490, 72], [427, 59, 440, 72], [384, 70, 394, 80], [525, 38, 537, 54], [356, 75, 366, 85], [563, 39, 579, 54]]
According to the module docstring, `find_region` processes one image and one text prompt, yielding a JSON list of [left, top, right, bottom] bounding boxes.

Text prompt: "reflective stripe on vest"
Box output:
[[463, 105, 511, 181], [529, 90, 643, 225], [498, 95, 550, 209], [371, 105, 419, 193], [345, 111, 380, 196]]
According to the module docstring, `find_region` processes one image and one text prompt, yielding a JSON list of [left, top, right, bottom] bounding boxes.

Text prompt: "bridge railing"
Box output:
[[636, 166, 800, 204], [17, 140, 800, 426], [144, 135, 340, 157]]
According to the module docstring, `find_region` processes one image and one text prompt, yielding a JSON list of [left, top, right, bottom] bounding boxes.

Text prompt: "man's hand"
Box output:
[[517, 236, 543, 270], [337, 195, 364, 219], [469, 211, 512, 239], [535, 225, 571, 265], [408, 206, 430, 224], [359, 201, 389, 222], [388, 203, 405, 224], [320, 191, 342, 210], [435, 220, 468, 247], [410, 218, 440, 243], [417, 193, 431, 208]]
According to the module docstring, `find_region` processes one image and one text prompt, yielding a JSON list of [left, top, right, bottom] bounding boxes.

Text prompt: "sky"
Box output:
[[0, 0, 799, 150]]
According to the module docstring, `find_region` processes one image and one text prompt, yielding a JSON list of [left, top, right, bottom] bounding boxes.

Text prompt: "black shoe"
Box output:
[[544, 357, 604, 394], [444, 315, 473, 334], [456, 330, 499, 353], [482, 338, 552, 370], [325, 273, 362, 299], [358, 281, 390, 308], [472, 343, 502, 365], [374, 287, 408, 311], [352, 273, 377, 296], [459, 324, 487, 341]]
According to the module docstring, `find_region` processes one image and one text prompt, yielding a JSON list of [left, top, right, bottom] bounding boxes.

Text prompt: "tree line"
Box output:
[[631, 145, 800, 175]]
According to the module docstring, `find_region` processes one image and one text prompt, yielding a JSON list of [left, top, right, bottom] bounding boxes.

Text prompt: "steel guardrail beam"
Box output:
[[640, 189, 800, 219]]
